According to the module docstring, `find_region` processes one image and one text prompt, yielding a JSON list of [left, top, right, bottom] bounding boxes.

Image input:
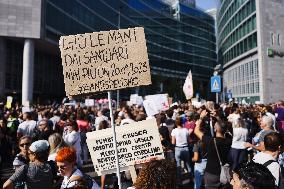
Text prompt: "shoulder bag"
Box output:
[[214, 138, 231, 185]]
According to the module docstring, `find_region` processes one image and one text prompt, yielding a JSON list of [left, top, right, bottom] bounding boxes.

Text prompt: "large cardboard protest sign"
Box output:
[[86, 119, 164, 175], [59, 27, 151, 96]]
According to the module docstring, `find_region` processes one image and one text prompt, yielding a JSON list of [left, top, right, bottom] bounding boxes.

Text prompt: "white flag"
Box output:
[[183, 70, 194, 99]]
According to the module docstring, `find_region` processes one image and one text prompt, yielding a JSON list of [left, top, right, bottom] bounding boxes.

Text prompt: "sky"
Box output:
[[196, 0, 219, 10]]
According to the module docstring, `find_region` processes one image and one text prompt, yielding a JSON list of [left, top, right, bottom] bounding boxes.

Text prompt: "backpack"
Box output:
[[263, 160, 284, 189]]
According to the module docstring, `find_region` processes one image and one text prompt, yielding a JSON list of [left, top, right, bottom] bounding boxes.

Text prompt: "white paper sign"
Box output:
[[143, 99, 159, 117], [145, 94, 169, 111], [86, 119, 164, 175], [85, 99, 95, 107], [130, 94, 143, 105]]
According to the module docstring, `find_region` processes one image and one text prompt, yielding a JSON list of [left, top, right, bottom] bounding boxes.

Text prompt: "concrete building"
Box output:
[[217, 0, 284, 104], [0, 0, 216, 104]]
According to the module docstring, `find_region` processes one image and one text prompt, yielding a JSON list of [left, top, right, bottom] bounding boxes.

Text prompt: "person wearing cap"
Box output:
[[3, 140, 53, 189]]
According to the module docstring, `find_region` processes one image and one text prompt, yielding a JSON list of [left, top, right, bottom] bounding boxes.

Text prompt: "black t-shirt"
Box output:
[[159, 126, 170, 142], [202, 135, 231, 175]]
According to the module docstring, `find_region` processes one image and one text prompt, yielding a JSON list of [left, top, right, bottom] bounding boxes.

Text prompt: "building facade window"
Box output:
[[223, 59, 259, 99]]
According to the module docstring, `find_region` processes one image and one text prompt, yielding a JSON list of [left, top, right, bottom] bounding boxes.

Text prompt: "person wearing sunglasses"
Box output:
[[12, 136, 31, 189], [3, 140, 53, 189], [13, 136, 31, 167], [55, 146, 100, 189]]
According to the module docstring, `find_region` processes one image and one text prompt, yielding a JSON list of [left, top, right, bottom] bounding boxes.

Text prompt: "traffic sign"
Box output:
[[211, 75, 221, 92]]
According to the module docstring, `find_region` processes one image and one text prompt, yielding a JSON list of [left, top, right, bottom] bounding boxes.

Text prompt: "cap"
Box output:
[[29, 140, 49, 153]]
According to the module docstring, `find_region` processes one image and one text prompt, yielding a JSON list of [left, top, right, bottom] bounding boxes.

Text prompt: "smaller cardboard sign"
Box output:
[[85, 99, 95, 107], [86, 119, 164, 175]]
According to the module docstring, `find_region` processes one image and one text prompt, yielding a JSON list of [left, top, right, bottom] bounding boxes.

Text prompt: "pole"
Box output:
[[116, 2, 121, 110], [216, 92, 218, 104], [116, 90, 120, 109], [108, 91, 121, 189]]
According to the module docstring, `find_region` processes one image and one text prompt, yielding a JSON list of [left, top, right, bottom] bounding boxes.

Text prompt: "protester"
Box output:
[[0, 118, 13, 164], [63, 120, 82, 167], [171, 116, 192, 185], [95, 110, 108, 130], [17, 112, 37, 139], [32, 119, 54, 141], [252, 132, 282, 187], [12, 136, 31, 189], [3, 140, 53, 189], [231, 161, 276, 189], [194, 110, 232, 189], [246, 115, 275, 152], [192, 140, 207, 189], [48, 133, 66, 161], [13, 136, 31, 168], [230, 117, 248, 170], [55, 147, 100, 189], [120, 107, 135, 126], [131, 159, 176, 189], [76, 110, 91, 164]]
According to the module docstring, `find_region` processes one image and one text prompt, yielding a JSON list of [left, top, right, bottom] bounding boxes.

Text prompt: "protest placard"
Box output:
[[130, 94, 143, 106], [86, 119, 164, 175], [145, 94, 169, 111], [6, 96, 13, 109], [85, 99, 95, 107], [143, 99, 159, 117], [59, 27, 151, 96]]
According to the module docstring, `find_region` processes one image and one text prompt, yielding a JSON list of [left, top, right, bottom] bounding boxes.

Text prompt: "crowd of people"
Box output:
[[0, 98, 284, 189]]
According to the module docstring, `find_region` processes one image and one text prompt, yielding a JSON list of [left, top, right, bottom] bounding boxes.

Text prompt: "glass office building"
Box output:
[[0, 0, 216, 102], [218, 0, 284, 103], [218, 0, 258, 103]]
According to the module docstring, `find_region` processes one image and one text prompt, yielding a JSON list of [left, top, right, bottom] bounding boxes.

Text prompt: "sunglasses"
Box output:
[[20, 143, 30, 147], [57, 165, 67, 170]]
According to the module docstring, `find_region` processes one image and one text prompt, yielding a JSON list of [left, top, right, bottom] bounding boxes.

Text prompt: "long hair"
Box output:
[[134, 159, 176, 189]]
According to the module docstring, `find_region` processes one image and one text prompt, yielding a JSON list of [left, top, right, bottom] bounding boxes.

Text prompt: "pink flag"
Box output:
[[183, 70, 194, 99]]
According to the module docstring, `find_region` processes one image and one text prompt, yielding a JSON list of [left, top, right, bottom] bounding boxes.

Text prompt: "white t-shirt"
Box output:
[[63, 131, 81, 153], [17, 120, 37, 137], [231, 127, 248, 149], [61, 169, 100, 189], [253, 152, 281, 186], [171, 128, 189, 147]]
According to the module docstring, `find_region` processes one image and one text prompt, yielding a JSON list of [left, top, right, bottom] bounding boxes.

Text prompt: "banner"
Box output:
[[86, 119, 164, 175], [59, 27, 151, 96], [183, 70, 194, 99]]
